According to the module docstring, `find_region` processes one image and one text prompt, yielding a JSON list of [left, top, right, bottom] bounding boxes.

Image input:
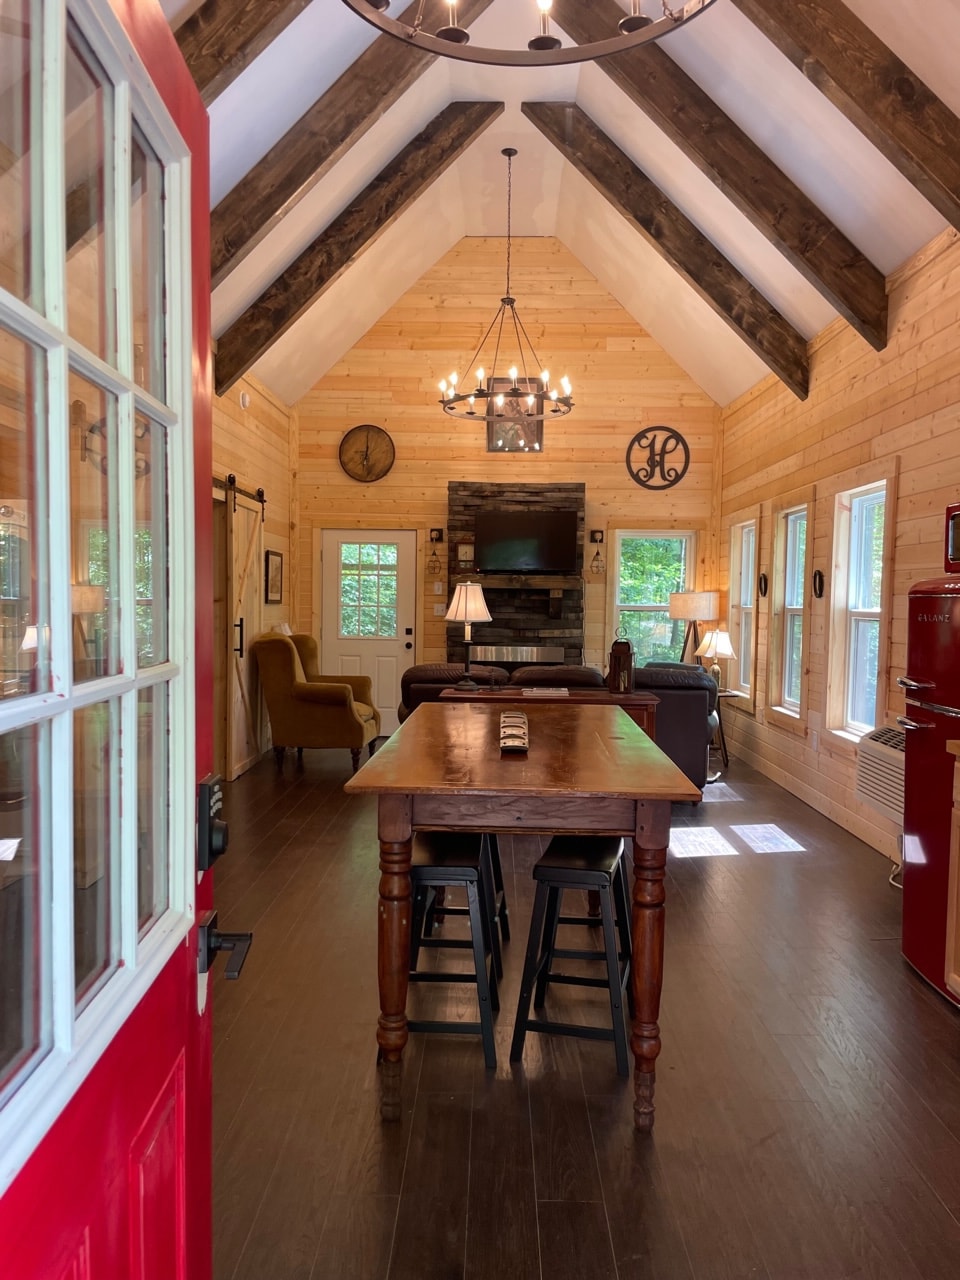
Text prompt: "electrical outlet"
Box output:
[[433, 604, 446, 617]]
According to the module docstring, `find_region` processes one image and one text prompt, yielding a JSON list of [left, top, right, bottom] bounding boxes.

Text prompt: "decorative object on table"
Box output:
[[668, 590, 719, 663], [499, 711, 529, 753], [445, 581, 492, 689], [264, 550, 283, 604], [695, 628, 737, 687], [758, 572, 768, 598], [607, 628, 634, 694], [589, 529, 605, 575], [626, 426, 690, 489], [812, 568, 825, 599], [427, 528, 443, 575], [337, 423, 395, 482], [438, 149, 572, 426], [339, 0, 717, 66]]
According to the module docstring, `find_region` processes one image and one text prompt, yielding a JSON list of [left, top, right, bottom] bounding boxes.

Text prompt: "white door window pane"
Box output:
[[847, 618, 879, 729], [137, 685, 168, 935], [73, 698, 120, 1010], [0, 1, 36, 305], [616, 534, 692, 662], [340, 543, 398, 638], [134, 414, 167, 668], [0, 722, 50, 1101], [1, 326, 48, 701], [65, 20, 115, 364], [130, 127, 165, 399], [71, 374, 116, 681]]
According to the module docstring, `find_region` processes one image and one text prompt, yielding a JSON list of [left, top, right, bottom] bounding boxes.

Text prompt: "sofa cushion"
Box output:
[[400, 663, 509, 701], [509, 664, 605, 688]]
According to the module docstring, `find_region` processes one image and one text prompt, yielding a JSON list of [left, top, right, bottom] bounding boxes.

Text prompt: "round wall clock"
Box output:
[[626, 426, 690, 490], [338, 424, 396, 482]]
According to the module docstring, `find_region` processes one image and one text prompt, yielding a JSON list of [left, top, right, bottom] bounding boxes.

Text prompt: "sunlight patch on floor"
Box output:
[[669, 828, 739, 858], [730, 823, 805, 853], [701, 782, 742, 802]]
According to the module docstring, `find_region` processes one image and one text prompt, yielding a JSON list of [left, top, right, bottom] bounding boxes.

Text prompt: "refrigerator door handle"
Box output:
[[896, 715, 933, 731], [897, 676, 935, 691]]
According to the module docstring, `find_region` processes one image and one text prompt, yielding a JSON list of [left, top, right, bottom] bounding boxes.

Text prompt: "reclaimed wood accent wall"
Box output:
[[719, 227, 960, 860], [295, 236, 719, 668], [447, 481, 585, 664]]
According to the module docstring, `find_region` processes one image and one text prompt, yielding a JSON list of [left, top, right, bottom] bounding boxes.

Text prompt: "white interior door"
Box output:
[[225, 495, 262, 779], [320, 530, 417, 735]]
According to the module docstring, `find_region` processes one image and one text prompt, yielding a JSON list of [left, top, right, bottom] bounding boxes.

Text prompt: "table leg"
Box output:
[[630, 800, 671, 1132], [377, 794, 413, 1121]]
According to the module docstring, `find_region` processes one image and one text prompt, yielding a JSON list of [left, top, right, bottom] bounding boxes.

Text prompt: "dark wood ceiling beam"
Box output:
[[523, 102, 809, 400], [728, 0, 960, 229], [210, 0, 494, 288], [175, 0, 312, 107], [550, 0, 887, 352], [215, 100, 504, 395]]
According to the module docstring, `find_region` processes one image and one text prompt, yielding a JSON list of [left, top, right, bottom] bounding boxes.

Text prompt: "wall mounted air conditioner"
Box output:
[[854, 726, 905, 826]]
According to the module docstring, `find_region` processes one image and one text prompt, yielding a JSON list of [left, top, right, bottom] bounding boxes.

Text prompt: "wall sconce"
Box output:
[[589, 529, 605, 576], [427, 528, 443, 575]]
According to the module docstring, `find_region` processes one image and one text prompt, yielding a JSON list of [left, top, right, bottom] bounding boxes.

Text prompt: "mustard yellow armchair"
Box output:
[[250, 632, 380, 773]]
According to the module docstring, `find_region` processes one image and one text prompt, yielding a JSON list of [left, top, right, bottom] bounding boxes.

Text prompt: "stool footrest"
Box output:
[[514, 1019, 616, 1044], [408, 1019, 486, 1035], [410, 970, 478, 985]]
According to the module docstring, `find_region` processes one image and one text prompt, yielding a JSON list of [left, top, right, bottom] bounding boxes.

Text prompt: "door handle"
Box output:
[[405, 642, 413, 649], [234, 617, 244, 658], [897, 676, 933, 691], [198, 909, 253, 979], [896, 716, 932, 731]]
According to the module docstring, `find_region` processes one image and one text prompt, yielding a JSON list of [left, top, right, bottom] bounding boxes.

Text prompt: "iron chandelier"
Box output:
[[340, 0, 717, 67], [439, 147, 572, 427]]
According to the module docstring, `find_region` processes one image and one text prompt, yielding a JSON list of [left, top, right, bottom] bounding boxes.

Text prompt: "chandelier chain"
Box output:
[[505, 150, 512, 298]]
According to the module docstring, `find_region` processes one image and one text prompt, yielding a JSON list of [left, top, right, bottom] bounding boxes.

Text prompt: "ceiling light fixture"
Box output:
[[439, 147, 572, 425], [340, 0, 716, 66]]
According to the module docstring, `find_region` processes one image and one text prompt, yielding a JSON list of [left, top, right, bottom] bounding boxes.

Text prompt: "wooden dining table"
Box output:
[[343, 700, 700, 1130]]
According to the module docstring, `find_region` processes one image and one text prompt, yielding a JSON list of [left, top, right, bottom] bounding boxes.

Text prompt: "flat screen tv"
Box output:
[[474, 509, 578, 573]]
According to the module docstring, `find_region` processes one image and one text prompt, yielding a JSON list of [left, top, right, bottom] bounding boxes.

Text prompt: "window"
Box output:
[[833, 483, 886, 733], [0, 0, 191, 1187], [729, 520, 756, 694], [776, 506, 807, 712], [613, 532, 695, 663], [339, 542, 398, 638]]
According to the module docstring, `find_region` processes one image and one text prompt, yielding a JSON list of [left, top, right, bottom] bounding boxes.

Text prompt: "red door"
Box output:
[[0, 2, 216, 1276]]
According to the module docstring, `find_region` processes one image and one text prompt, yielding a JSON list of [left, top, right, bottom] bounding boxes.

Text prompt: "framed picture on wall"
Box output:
[[264, 550, 283, 604], [485, 377, 544, 453]]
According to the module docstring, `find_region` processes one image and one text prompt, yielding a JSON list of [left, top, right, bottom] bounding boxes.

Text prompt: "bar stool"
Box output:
[[408, 832, 500, 1069], [510, 835, 633, 1077]]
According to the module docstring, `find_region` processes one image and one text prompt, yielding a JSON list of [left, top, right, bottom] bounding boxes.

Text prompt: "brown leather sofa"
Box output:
[[250, 632, 380, 772]]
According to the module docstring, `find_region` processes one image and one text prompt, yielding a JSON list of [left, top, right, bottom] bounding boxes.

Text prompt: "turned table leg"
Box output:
[[630, 799, 671, 1132], [376, 794, 413, 1121]]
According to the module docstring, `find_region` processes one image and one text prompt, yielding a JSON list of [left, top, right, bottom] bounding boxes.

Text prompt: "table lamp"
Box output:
[[445, 581, 491, 689], [695, 628, 737, 687], [668, 590, 719, 663]]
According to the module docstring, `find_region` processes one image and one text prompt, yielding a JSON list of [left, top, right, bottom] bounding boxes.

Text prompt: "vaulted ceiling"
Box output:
[[161, 0, 960, 408]]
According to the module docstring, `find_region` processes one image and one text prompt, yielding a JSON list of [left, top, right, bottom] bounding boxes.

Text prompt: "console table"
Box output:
[[439, 685, 658, 739]]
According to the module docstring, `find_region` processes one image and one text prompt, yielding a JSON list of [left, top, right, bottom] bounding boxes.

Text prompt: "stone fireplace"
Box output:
[[446, 482, 585, 667]]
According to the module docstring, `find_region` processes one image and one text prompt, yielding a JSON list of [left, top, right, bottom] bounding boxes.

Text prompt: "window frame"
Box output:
[[608, 528, 699, 664], [824, 463, 898, 744], [767, 493, 812, 735]]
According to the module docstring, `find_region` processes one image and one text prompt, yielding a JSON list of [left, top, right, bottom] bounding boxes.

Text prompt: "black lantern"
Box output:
[[607, 629, 634, 694]]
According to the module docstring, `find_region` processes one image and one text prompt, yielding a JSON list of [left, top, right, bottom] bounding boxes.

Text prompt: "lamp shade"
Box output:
[[668, 590, 719, 622], [695, 629, 737, 661], [20, 624, 38, 652], [445, 581, 491, 625]]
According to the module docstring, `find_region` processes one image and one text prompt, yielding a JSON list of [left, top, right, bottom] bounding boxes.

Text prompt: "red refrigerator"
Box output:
[[897, 508, 960, 1004]]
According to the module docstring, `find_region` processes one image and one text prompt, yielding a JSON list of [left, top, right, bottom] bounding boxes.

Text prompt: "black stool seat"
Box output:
[[408, 832, 499, 1069], [510, 835, 633, 1077]]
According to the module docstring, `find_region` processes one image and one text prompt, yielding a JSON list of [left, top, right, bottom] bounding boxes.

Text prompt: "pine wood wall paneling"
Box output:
[[211, 374, 296, 632], [719, 229, 960, 861], [295, 238, 720, 669]]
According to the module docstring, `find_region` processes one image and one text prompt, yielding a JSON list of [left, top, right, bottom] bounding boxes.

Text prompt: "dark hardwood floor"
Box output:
[[212, 748, 960, 1279]]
